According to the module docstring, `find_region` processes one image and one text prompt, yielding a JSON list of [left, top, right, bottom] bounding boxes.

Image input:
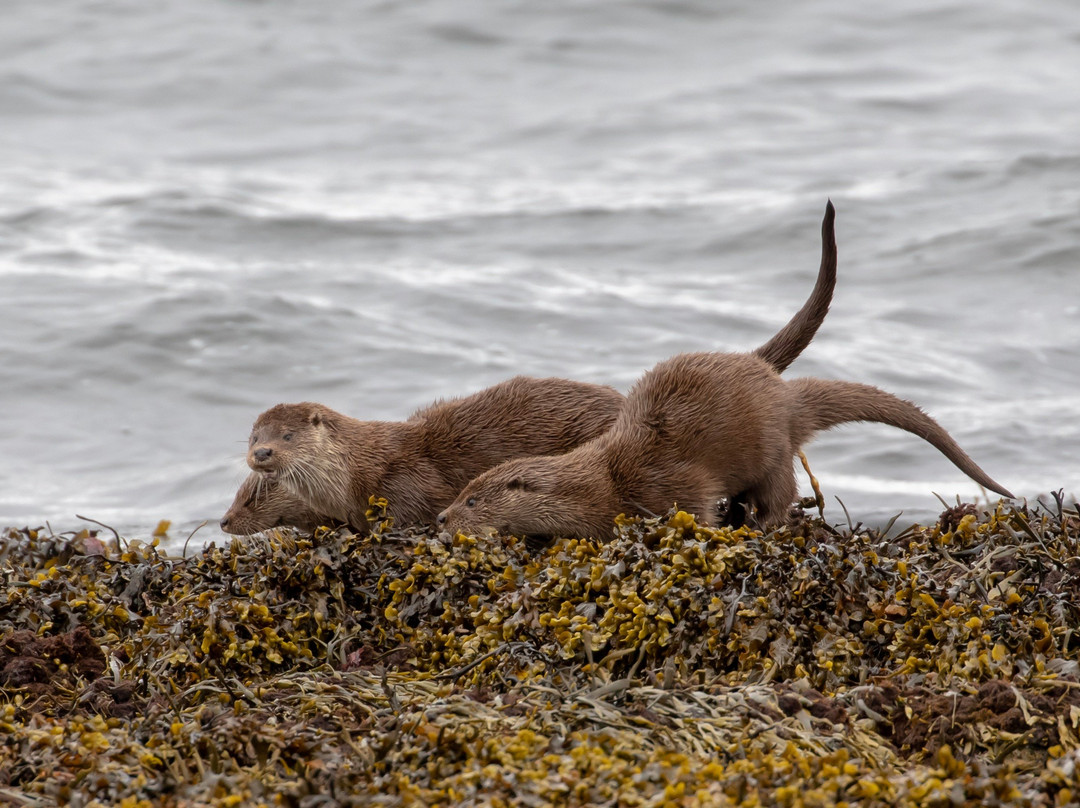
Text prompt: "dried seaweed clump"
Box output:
[[1, 495, 1078, 806]]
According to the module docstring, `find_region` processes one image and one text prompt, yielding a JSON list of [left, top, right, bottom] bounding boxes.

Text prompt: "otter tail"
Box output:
[[787, 377, 1014, 498], [753, 200, 837, 373]]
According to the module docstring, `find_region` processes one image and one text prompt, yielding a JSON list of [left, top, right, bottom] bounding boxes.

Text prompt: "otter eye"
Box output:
[[283, 433, 293, 442], [466, 497, 476, 508]]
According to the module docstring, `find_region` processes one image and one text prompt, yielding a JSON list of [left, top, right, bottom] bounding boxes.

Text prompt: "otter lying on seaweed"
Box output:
[[238, 376, 626, 534], [220, 472, 328, 535], [438, 201, 1012, 538]]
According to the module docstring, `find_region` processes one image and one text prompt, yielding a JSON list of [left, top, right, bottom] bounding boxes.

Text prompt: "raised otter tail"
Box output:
[[787, 377, 1014, 498], [753, 200, 837, 373]]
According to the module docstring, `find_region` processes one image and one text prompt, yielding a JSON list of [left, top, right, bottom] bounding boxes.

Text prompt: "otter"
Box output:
[[230, 203, 839, 535], [220, 472, 328, 535], [244, 376, 627, 532], [221, 389, 458, 535], [225, 378, 622, 534], [437, 204, 1012, 538]]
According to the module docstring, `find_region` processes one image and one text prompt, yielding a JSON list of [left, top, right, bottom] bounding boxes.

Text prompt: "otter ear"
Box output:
[[309, 411, 323, 427], [506, 476, 528, 491]]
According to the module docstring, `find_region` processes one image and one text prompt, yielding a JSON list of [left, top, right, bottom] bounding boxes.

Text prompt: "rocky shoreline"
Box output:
[[2, 497, 1078, 806]]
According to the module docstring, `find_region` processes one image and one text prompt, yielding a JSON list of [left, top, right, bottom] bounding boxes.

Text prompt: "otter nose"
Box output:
[[219, 516, 230, 531], [436, 511, 447, 527], [253, 447, 273, 462]]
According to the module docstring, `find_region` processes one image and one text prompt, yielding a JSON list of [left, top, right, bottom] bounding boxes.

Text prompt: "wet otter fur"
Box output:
[[438, 203, 1013, 538], [220, 473, 329, 535], [245, 376, 630, 532], [221, 393, 449, 535]]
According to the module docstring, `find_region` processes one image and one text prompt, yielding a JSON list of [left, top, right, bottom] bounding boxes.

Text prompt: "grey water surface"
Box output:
[[1, 0, 1078, 550]]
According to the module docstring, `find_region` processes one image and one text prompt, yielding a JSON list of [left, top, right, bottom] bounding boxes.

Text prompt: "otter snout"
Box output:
[[437, 507, 467, 534], [253, 447, 273, 463], [220, 511, 245, 535]]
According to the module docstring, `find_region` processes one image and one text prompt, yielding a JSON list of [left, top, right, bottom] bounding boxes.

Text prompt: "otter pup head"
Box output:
[[247, 402, 335, 476], [219, 473, 326, 535], [437, 453, 616, 540]]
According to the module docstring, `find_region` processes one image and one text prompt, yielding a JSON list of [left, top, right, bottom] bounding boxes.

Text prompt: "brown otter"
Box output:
[[219, 473, 328, 535], [226, 377, 622, 534], [233, 201, 838, 534], [437, 208, 1013, 538], [244, 376, 627, 532], [220, 393, 451, 535]]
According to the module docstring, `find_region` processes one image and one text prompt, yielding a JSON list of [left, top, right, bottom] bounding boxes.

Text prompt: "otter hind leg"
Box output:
[[746, 469, 799, 528]]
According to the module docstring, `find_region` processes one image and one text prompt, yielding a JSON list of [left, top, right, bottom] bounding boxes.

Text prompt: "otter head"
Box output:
[[436, 454, 613, 539], [245, 401, 357, 514], [247, 402, 336, 477], [219, 473, 326, 536]]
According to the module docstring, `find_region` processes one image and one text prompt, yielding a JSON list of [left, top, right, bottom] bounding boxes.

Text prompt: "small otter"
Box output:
[[219, 473, 329, 535], [234, 202, 839, 535], [438, 206, 1013, 538]]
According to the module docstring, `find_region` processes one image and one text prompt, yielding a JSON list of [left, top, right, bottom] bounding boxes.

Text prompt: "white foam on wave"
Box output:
[[0, 455, 235, 537], [932, 395, 1080, 422], [380, 254, 758, 319], [2, 242, 234, 282], [272, 174, 797, 224], [0, 160, 805, 290], [0, 159, 798, 228], [803, 469, 1073, 502]]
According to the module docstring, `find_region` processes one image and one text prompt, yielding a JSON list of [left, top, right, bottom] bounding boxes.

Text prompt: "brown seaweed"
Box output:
[[1, 495, 1079, 806]]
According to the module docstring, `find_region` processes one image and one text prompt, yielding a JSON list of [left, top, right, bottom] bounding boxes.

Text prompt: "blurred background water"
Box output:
[[1, 0, 1077, 550]]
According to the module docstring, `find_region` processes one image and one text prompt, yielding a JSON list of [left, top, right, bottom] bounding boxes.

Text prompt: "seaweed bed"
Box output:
[[2, 496, 1080, 807]]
